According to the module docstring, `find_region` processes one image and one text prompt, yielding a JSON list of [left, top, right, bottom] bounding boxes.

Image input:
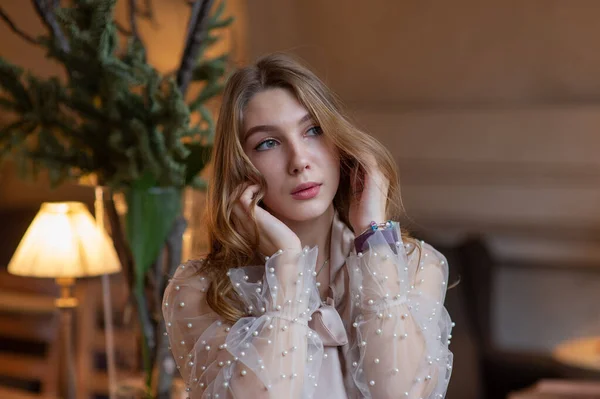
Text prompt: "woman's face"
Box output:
[[241, 88, 340, 223]]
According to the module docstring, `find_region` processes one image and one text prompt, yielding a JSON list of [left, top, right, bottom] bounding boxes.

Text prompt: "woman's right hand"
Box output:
[[232, 183, 302, 258]]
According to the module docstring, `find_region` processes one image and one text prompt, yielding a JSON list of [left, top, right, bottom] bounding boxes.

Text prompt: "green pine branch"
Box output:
[[0, 2, 232, 395], [0, 0, 231, 189]]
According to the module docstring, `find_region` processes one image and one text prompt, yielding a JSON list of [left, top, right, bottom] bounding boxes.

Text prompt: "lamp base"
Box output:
[[55, 277, 78, 399], [55, 277, 78, 309]]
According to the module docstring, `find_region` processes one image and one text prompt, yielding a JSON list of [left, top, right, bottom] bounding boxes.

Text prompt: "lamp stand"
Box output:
[[55, 277, 78, 399], [95, 185, 118, 399]]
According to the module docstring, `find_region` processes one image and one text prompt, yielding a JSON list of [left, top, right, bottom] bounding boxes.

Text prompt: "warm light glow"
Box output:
[[8, 202, 121, 278]]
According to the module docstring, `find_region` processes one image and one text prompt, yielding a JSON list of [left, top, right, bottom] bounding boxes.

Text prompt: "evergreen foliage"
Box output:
[[0, 0, 231, 190], [0, 1, 232, 396]]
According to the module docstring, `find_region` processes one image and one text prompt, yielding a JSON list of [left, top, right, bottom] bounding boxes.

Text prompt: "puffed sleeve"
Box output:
[[162, 247, 324, 398], [347, 223, 453, 399]]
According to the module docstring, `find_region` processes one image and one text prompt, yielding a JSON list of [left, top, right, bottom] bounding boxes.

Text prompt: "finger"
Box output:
[[362, 155, 388, 191], [362, 154, 379, 183], [239, 184, 260, 211], [231, 202, 252, 236], [363, 153, 378, 169], [232, 184, 258, 235]]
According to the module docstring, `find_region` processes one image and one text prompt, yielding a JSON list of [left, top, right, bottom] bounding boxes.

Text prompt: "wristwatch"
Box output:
[[353, 220, 399, 253]]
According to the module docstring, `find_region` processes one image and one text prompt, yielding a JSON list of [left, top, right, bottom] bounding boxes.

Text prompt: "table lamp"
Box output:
[[7, 201, 121, 399]]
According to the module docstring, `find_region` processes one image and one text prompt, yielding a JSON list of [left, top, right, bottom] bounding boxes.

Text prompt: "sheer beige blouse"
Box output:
[[163, 211, 453, 398]]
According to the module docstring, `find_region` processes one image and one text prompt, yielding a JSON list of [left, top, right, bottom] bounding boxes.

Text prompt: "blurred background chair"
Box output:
[[455, 236, 564, 399], [0, 268, 60, 399], [425, 234, 567, 399]]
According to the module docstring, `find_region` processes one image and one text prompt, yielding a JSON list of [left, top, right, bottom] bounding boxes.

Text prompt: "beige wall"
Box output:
[[245, 0, 600, 259], [244, 0, 600, 352], [248, 0, 600, 105]]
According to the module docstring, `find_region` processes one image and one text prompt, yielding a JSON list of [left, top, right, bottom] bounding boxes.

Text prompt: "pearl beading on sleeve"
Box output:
[[162, 248, 325, 398], [346, 223, 454, 399]]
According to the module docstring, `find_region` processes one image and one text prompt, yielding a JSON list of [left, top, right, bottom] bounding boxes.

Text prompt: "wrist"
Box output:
[[354, 220, 398, 253], [269, 242, 302, 256], [352, 215, 387, 234], [354, 220, 392, 236]]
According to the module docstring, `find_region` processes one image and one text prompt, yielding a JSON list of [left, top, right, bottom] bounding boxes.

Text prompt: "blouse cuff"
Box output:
[[348, 222, 411, 312], [228, 246, 322, 321], [347, 224, 454, 398], [222, 246, 325, 395]]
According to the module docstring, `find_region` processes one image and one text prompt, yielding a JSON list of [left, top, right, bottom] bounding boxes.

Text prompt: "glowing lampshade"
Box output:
[[8, 201, 121, 278]]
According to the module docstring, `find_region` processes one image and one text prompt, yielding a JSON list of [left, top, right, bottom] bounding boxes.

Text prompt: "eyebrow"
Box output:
[[243, 113, 314, 142]]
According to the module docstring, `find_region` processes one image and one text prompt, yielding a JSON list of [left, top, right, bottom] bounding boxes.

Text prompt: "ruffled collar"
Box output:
[[328, 208, 355, 283], [307, 209, 355, 347]]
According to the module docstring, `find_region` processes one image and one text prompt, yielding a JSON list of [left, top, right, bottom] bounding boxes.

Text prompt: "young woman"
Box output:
[[163, 54, 453, 398]]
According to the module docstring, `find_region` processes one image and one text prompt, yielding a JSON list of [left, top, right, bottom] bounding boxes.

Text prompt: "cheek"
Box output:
[[247, 152, 273, 177], [323, 148, 341, 177], [261, 170, 279, 189], [260, 169, 285, 211], [252, 159, 282, 192], [318, 147, 341, 194]]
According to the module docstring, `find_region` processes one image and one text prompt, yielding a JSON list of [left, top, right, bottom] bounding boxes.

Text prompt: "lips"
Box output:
[[291, 182, 321, 194]]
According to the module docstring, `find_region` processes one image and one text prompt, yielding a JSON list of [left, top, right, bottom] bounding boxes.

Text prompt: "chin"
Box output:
[[268, 199, 333, 223]]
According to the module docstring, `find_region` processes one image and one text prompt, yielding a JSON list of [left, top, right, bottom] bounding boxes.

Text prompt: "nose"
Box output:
[[288, 141, 311, 175]]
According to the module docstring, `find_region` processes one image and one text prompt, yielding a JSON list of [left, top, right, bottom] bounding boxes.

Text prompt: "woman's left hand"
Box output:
[[348, 154, 390, 234]]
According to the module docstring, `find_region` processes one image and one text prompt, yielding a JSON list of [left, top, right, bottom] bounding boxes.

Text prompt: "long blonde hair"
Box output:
[[200, 53, 410, 323]]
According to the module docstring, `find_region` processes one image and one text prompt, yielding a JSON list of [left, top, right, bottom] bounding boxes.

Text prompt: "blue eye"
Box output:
[[254, 127, 322, 152], [307, 126, 323, 136], [255, 139, 278, 151]]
